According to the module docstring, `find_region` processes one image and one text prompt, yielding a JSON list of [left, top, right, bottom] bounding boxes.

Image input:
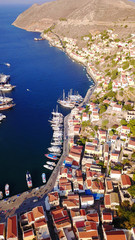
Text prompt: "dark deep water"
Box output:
[[0, 5, 92, 196]]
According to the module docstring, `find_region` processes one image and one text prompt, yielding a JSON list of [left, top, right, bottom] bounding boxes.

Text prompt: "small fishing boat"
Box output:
[[44, 154, 58, 161], [0, 113, 6, 121], [5, 184, 9, 196], [43, 165, 53, 170], [0, 191, 3, 199], [26, 171, 32, 188], [42, 173, 46, 183], [4, 63, 10, 67]]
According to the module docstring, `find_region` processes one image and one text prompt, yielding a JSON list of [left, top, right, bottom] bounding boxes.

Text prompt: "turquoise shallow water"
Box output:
[[0, 4, 92, 196]]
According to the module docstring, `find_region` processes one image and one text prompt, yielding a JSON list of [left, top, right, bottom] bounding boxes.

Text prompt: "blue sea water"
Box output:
[[0, 5, 92, 196]]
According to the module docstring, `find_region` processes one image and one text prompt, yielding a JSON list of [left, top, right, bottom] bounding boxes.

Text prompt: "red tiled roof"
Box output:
[[24, 229, 34, 238], [27, 211, 34, 223], [80, 209, 86, 216], [7, 215, 17, 239], [32, 206, 44, 220], [48, 191, 59, 202], [129, 139, 135, 146], [106, 230, 126, 240], [81, 195, 94, 202], [76, 169, 82, 177], [86, 213, 99, 223], [75, 221, 85, 228], [78, 230, 98, 239], [51, 208, 68, 221], [103, 223, 114, 232], [121, 174, 131, 186], [103, 212, 113, 221], [72, 160, 79, 166], [111, 170, 121, 174], [105, 194, 111, 206], [0, 223, 4, 236], [106, 180, 113, 190], [121, 126, 130, 130], [34, 218, 47, 228]]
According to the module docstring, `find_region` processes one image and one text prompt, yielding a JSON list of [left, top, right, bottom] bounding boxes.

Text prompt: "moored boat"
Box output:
[[0, 96, 13, 105], [0, 113, 6, 121], [58, 89, 83, 108], [46, 161, 56, 167], [51, 141, 62, 146], [0, 84, 16, 92], [44, 154, 58, 161], [42, 173, 46, 183], [0, 103, 15, 110], [48, 146, 61, 153], [0, 191, 3, 199], [26, 171, 32, 188], [0, 74, 10, 84], [43, 165, 53, 170], [50, 152, 61, 157], [5, 184, 9, 196]]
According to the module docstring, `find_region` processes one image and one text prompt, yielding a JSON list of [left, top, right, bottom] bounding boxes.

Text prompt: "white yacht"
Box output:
[[46, 161, 56, 167], [48, 146, 61, 153], [43, 165, 53, 170]]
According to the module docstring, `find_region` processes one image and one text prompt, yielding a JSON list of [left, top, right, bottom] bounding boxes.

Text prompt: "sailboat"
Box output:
[[0, 91, 15, 110], [57, 89, 82, 109]]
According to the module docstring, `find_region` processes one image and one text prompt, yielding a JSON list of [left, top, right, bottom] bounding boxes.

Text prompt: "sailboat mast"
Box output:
[[63, 89, 65, 101]]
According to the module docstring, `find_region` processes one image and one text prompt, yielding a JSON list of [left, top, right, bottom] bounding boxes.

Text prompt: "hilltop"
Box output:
[[13, 0, 135, 38]]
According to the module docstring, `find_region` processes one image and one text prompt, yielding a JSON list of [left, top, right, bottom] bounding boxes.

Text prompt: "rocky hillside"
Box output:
[[13, 0, 135, 37]]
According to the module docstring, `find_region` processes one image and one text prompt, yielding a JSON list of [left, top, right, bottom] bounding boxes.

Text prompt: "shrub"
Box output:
[[59, 18, 67, 21], [102, 119, 109, 128]]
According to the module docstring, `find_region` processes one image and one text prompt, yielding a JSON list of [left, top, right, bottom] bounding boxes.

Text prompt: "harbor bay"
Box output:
[[0, 5, 92, 196]]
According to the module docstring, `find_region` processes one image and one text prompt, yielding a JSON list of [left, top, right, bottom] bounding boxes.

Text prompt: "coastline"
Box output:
[[0, 29, 97, 222]]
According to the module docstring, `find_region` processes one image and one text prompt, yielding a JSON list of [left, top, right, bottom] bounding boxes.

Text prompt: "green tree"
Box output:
[[91, 131, 95, 137], [120, 119, 128, 126], [94, 125, 98, 131], [111, 69, 119, 80], [128, 185, 135, 197], [109, 130, 114, 136], [122, 61, 129, 70], [128, 119, 135, 136], [123, 105, 134, 111], [102, 119, 109, 128], [84, 105, 89, 112], [133, 173, 135, 181], [82, 121, 91, 127], [132, 152, 135, 159], [100, 105, 107, 114], [108, 81, 112, 90]]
